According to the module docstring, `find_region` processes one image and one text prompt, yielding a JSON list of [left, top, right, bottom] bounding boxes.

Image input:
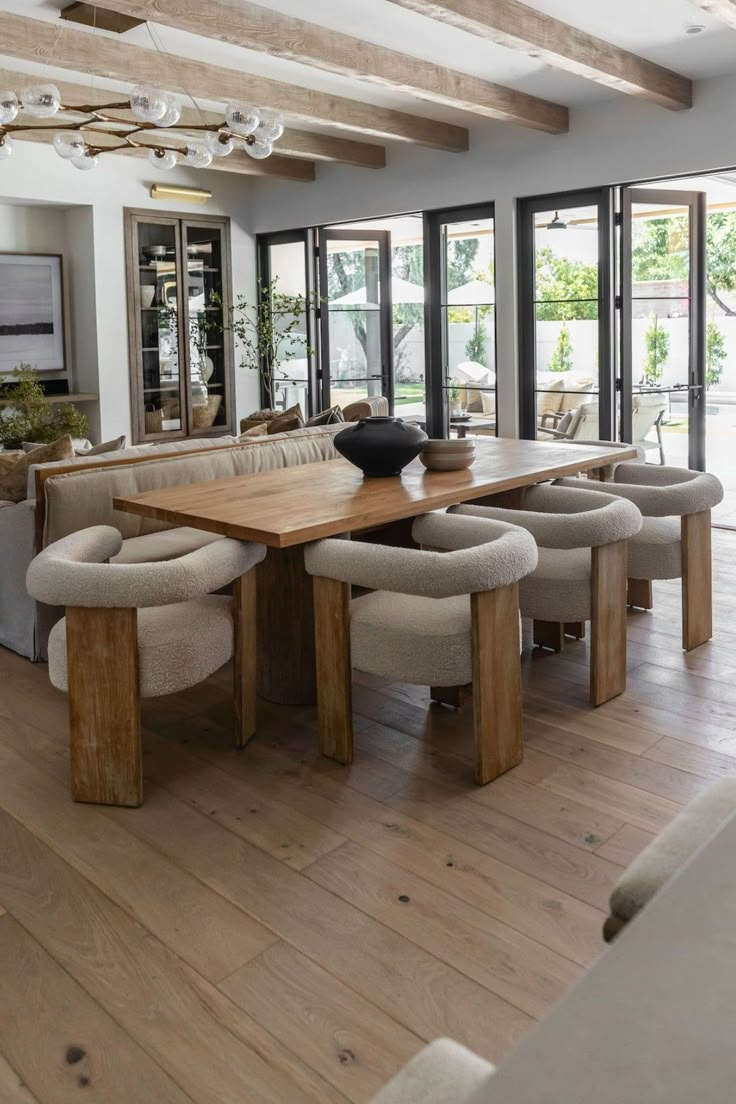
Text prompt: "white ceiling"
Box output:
[[1, 0, 735, 131]]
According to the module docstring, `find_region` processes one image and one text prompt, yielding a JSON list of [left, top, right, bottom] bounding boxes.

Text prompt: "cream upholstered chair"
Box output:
[[603, 777, 736, 941], [304, 512, 538, 785], [452, 485, 642, 706], [557, 462, 723, 651], [369, 1038, 495, 1104], [342, 395, 390, 421], [26, 525, 265, 807]]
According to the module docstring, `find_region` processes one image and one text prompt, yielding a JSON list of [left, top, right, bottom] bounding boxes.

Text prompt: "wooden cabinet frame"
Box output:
[[125, 208, 235, 444]]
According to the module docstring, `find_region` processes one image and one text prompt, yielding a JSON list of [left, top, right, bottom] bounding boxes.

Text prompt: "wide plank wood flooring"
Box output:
[[1, 529, 736, 1102]]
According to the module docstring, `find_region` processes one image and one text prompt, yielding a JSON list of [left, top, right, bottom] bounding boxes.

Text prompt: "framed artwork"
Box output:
[[0, 253, 66, 374]]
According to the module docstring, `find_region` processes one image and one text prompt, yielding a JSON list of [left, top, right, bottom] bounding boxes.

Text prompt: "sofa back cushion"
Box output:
[[26, 433, 240, 501], [43, 426, 340, 545]]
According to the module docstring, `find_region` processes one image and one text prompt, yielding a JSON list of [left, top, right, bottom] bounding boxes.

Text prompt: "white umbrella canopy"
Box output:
[[330, 276, 425, 307], [447, 278, 495, 306]]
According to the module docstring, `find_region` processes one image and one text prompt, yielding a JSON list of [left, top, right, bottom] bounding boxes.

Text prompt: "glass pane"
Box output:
[[535, 304, 600, 439], [325, 241, 382, 309], [186, 225, 227, 430], [440, 215, 496, 436], [392, 224, 425, 420], [533, 206, 599, 302], [137, 222, 182, 433], [269, 240, 307, 297], [631, 205, 690, 296]]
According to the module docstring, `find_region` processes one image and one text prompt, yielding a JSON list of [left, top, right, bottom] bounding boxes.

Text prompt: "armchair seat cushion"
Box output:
[[521, 546, 592, 622], [350, 591, 473, 686], [369, 1038, 494, 1104], [628, 517, 681, 581], [48, 594, 234, 698], [112, 527, 225, 565], [609, 778, 736, 926]]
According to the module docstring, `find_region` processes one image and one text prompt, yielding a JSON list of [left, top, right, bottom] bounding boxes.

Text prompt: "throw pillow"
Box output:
[[0, 451, 22, 477], [0, 435, 74, 503], [306, 405, 345, 427], [239, 409, 280, 433], [77, 435, 127, 456], [267, 403, 305, 435], [238, 423, 269, 439]]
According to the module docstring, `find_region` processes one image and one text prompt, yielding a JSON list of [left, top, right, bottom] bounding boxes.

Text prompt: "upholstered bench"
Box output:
[[604, 776, 736, 940]]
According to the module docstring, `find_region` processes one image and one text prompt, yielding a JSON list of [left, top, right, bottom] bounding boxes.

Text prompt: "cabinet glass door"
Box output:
[[183, 221, 232, 434], [135, 218, 184, 437]]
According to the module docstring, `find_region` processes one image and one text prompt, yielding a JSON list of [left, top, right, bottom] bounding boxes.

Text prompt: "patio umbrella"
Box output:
[[330, 275, 425, 306], [447, 279, 495, 305]]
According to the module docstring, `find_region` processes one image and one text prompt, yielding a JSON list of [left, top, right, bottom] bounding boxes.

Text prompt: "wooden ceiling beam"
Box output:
[[387, 0, 693, 111], [693, 1, 736, 31], [0, 11, 468, 150], [91, 0, 568, 134], [0, 69, 314, 180]]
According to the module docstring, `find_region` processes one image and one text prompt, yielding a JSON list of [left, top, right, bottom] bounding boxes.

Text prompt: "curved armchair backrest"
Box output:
[[342, 396, 390, 422], [557, 463, 723, 517], [26, 524, 266, 609], [304, 514, 538, 599], [452, 483, 642, 550]]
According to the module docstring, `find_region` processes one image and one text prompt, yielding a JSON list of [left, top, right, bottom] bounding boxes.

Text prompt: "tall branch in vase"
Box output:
[[214, 277, 318, 409]]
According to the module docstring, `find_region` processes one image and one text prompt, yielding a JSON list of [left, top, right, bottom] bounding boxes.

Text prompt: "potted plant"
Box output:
[[213, 277, 319, 409], [0, 365, 89, 449]]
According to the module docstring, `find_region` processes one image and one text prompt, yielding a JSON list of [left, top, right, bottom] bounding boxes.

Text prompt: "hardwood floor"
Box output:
[[1, 530, 736, 1102]]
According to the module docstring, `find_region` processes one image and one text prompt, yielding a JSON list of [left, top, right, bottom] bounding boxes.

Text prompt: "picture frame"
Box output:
[[0, 252, 66, 374]]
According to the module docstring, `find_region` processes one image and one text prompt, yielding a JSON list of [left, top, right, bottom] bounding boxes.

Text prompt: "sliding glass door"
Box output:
[[318, 229, 393, 413], [620, 187, 706, 470], [425, 204, 496, 438], [257, 229, 319, 416], [518, 189, 613, 441]]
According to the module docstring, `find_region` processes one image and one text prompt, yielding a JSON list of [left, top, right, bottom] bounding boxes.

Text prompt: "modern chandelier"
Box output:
[[0, 82, 285, 171]]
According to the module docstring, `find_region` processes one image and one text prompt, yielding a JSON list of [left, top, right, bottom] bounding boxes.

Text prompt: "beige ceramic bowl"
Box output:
[[419, 446, 475, 471]]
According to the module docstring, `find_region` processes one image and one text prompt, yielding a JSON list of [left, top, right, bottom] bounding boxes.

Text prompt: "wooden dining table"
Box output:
[[114, 436, 636, 712]]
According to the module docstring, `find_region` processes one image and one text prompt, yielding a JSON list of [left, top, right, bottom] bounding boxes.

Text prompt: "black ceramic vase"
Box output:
[[334, 416, 428, 478]]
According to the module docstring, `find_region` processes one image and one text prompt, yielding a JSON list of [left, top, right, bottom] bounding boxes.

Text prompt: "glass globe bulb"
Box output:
[[225, 102, 259, 136], [53, 130, 85, 160], [71, 151, 99, 171], [204, 130, 234, 157], [0, 91, 18, 125], [246, 137, 273, 160], [0, 136, 14, 161], [21, 83, 62, 118], [148, 147, 177, 170], [156, 97, 181, 128], [130, 85, 168, 124], [185, 143, 213, 169], [255, 111, 284, 142]]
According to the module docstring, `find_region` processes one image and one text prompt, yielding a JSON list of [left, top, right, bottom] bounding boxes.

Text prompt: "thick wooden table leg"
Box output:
[[65, 606, 142, 807], [628, 578, 653, 610], [233, 570, 257, 748], [591, 541, 628, 707], [256, 545, 316, 705], [431, 686, 465, 708], [313, 576, 353, 764], [471, 583, 523, 786], [534, 620, 565, 652], [682, 510, 712, 651]]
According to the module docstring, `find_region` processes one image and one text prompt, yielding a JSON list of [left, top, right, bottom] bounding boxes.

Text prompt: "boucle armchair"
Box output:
[[304, 512, 538, 785], [604, 777, 736, 941], [557, 463, 723, 651], [26, 525, 265, 807], [452, 485, 642, 706]]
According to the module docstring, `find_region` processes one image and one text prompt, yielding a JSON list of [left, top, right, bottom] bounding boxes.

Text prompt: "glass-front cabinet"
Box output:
[[125, 209, 234, 442]]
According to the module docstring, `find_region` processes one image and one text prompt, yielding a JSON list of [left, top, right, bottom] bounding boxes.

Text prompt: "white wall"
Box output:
[[0, 142, 257, 442], [250, 69, 736, 436]]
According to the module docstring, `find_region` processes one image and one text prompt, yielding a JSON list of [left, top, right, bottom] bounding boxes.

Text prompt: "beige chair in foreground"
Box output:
[[604, 777, 736, 941], [370, 1038, 495, 1104], [305, 512, 538, 785], [557, 462, 723, 651], [26, 525, 265, 807], [452, 485, 642, 706]]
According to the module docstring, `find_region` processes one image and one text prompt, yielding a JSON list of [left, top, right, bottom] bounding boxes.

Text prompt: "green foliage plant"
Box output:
[[0, 364, 88, 447], [549, 324, 574, 374]]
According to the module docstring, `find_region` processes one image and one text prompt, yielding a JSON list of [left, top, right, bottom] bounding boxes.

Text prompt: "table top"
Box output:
[[113, 437, 637, 549], [478, 813, 736, 1103]]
